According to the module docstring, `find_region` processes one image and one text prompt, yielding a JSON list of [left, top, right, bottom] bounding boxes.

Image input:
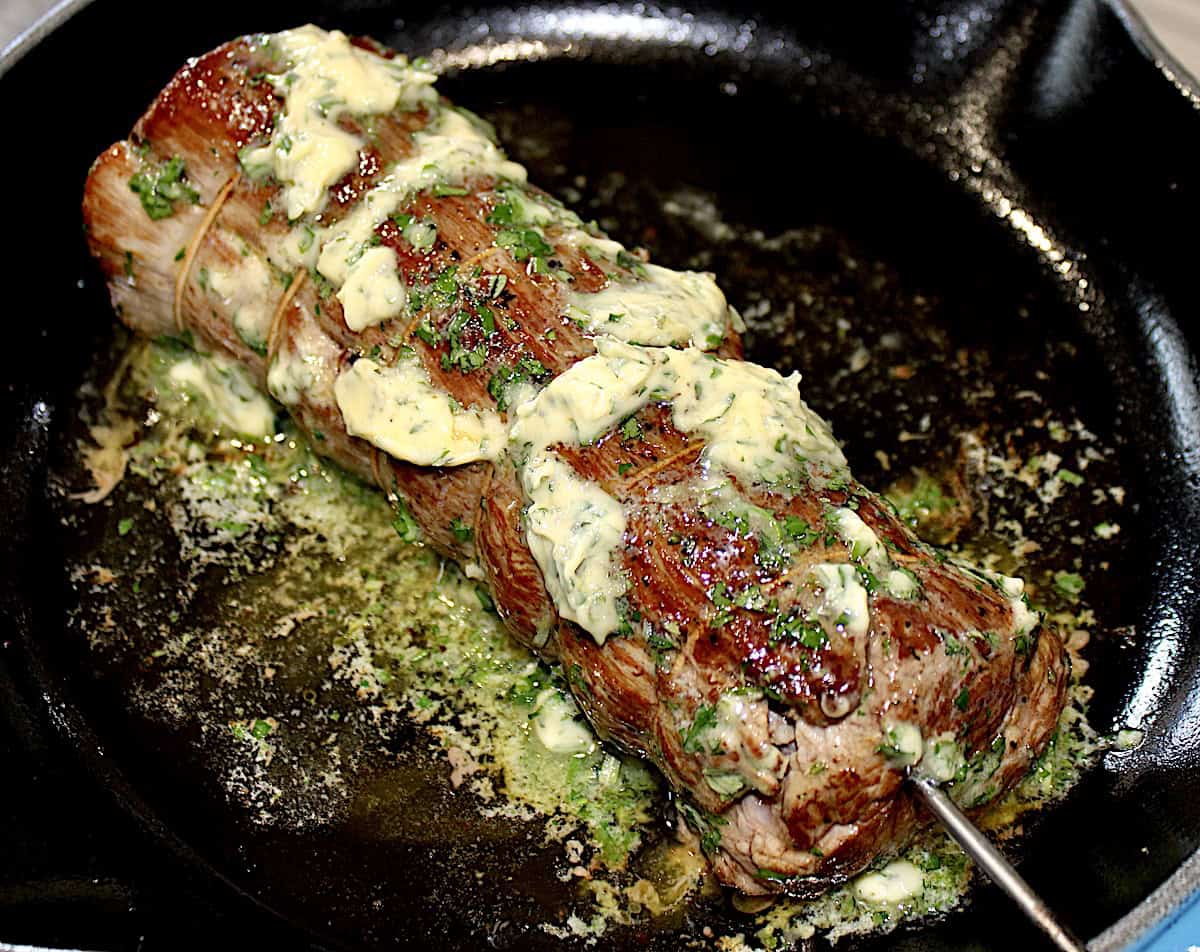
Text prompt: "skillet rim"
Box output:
[[2, 1, 1199, 949], [1065, 4, 1200, 949]]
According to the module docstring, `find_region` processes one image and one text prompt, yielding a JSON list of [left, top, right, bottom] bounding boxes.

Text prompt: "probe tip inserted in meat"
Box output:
[[909, 775, 1088, 952]]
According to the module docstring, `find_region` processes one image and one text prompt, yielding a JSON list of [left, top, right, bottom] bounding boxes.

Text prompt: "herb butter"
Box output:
[[207, 255, 275, 355], [807, 563, 870, 639], [507, 341, 849, 642], [310, 106, 528, 287], [336, 245, 406, 331], [246, 26, 437, 219], [879, 720, 923, 768], [920, 732, 963, 783], [532, 688, 596, 756], [567, 263, 731, 349], [308, 105, 526, 311], [687, 689, 786, 796], [519, 454, 628, 643], [997, 573, 1041, 636], [168, 353, 277, 437], [334, 356, 506, 466], [828, 507, 921, 600], [852, 859, 925, 907], [513, 339, 846, 488]]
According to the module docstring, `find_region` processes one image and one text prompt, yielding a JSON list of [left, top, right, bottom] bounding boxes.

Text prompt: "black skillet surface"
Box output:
[[2, 0, 1200, 949]]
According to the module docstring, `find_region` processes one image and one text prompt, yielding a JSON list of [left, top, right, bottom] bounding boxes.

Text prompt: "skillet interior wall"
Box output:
[[0, 0, 1198, 949]]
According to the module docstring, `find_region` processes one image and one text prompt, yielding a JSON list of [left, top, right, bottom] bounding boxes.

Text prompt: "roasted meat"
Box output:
[[83, 26, 1070, 897]]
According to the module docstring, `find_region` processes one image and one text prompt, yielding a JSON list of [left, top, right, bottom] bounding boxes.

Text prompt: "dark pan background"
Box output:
[[2, 1, 1200, 949]]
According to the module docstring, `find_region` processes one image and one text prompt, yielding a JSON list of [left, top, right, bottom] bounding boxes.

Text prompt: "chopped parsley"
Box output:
[[781, 514, 819, 544], [390, 498, 421, 543], [1053, 571, 1086, 600], [707, 582, 734, 628], [487, 357, 549, 411], [485, 273, 508, 299], [441, 309, 488, 374], [486, 200, 517, 226], [646, 630, 676, 652], [615, 249, 646, 275], [251, 718, 273, 740], [128, 155, 200, 220], [771, 611, 827, 649], [678, 801, 727, 855], [495, 227, 554, 262], [414, 318, 439, 347], [404, 266, 460, 320], [681, 704, 718, 754], [394, 214, 437, 251]]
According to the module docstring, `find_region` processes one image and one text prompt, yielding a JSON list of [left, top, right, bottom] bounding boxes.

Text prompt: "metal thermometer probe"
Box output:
[[908, 776, 1088, 952]]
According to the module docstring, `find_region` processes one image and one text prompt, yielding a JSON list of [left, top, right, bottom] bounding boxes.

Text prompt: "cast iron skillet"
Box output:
[[2, 0, 1200, 949]]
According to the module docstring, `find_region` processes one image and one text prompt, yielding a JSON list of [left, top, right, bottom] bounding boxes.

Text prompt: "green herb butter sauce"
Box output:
[[691, 689, 786, 797], [166, 351, 276, 437], [77, 339, 1105, 948], [247, 23, 737, 340], [507, 339, 846, 640], [878, 721, 925, 769], [853, 859, 925, 907], [206, 254, 276, 355], [518, 454, 629, 642], [565, 262, 730, 349], [305, 106, 527, 324], [237, 26, 771, 626], [525, 339, 837, 461], [335, 354, 507, 465], [921, 731, 965, 782], [243, 26, 437, 219], [335, 245, 407, 331], [805, 563, 870, 641], [827, 507, 920, 600]]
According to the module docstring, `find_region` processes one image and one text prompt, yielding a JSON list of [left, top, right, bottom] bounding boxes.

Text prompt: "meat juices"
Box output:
[[83, 26, 1070, 897]]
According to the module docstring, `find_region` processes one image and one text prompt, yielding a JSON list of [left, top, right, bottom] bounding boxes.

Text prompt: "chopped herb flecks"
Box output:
[[488, 357, 549, 411], [129, 155, 200, 220], [495, 227, 553, 263], [391, 498, 421, 542]]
